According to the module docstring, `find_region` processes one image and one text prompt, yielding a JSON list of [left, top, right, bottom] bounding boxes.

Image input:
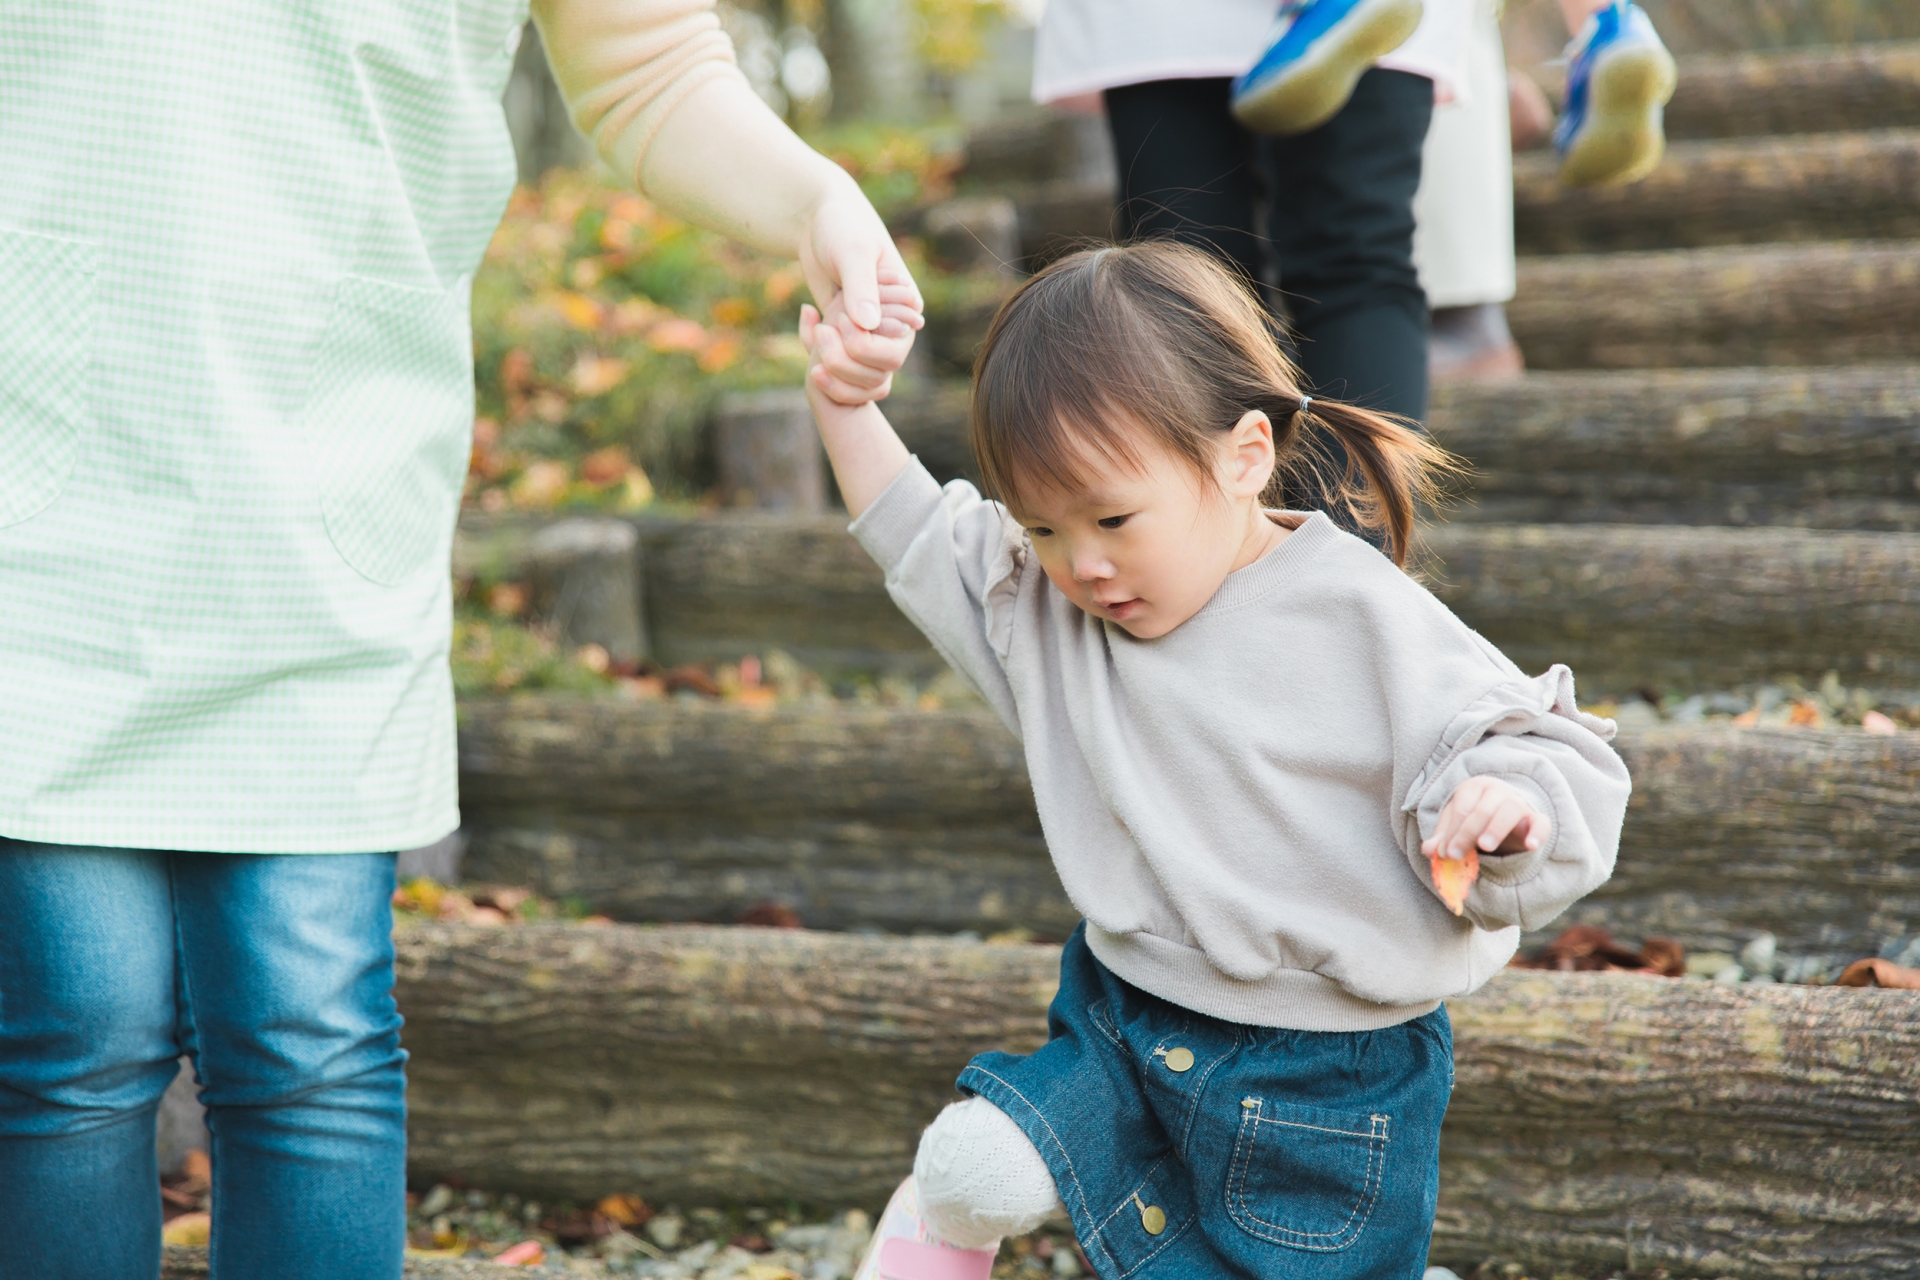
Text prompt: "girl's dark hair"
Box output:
[[970, 241, 1458, 566]]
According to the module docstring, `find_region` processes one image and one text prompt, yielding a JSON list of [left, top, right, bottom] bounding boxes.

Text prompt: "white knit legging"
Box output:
[[914, 1097, 1066, 1249]]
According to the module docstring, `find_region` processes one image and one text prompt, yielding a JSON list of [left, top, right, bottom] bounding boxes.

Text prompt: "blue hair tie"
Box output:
[[1296, 396, 1313, 417]]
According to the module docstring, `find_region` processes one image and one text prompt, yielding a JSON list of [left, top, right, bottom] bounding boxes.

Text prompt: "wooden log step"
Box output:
[[457, 697, 1920, 959], [453, 514, 1920, 692], [394, 921, 1920, 1277], [879, 367, 1920, 531], [1509, 240, 1920, 370], [1659, 40, 1920, 141], [1514, 129, 1920, 253], [1430, 366, 1920, 531], [1421, 522, 1920, 692]]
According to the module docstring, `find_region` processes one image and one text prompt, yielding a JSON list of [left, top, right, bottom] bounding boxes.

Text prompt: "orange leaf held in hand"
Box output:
[[1428, 848, 1480, 916]]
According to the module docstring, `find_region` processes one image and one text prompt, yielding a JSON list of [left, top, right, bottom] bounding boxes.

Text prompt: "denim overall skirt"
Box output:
[[957, 924, 1454, 1280]]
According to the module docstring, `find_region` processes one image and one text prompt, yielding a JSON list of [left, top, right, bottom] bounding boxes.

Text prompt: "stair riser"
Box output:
[[1514, 131, 1920, 253], [460, 700, 1920, 959], [1509, 241, 1920, 369]]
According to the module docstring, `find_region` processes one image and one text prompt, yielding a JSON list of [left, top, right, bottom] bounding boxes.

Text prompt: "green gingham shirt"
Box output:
[[0, 1, 531, 852]]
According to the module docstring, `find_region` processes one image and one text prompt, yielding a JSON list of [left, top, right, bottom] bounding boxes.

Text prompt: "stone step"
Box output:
[[1508, 239, 1920, 369], [458, 697, 1920, 960], [395, 920, 1920, 1277], [1514, 128, 1920, 253], [881, 367, 1920, 531]]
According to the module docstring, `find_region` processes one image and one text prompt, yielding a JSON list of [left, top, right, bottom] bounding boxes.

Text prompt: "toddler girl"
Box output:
[[801, 242, 1630, 1280]]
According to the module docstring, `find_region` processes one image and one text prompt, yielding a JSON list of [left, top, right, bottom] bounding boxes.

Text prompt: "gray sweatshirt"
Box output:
[[851, 460, 1632, 1031]]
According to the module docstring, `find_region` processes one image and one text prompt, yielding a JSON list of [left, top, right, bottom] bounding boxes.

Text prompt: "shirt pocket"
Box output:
[[0, 227, 95, 528], [302, 274, 472, 585], [1225, 1096, 1390, 1252]]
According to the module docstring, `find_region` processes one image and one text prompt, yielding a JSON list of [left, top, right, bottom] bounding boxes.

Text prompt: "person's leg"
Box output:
[[173, 851, 407, 1280], [1261, 67, 1435, 424], [915, 1097, 1064, 1248], [1103, 79, 1265, 289], [0, 841, 181, 1280]]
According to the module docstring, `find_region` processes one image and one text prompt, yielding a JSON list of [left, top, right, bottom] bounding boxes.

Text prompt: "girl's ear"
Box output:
[[1223, 410, 1277, 499]]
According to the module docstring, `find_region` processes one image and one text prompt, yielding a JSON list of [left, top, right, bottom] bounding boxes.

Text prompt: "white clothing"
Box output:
[[1033, 0, 1476, 105], [915, 1098, 1064, 1250], [1412, 0, 1516, 306]]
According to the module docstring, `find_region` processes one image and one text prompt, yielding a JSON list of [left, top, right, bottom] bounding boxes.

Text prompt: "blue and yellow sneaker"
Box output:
[[1230, 0, 1425, 136], [1554, 1, 1676, 186]]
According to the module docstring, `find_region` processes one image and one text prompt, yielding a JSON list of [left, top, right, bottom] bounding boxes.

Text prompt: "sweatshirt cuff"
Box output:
[[1470, 771, 1558, 888], [848, 457, 944, 572]]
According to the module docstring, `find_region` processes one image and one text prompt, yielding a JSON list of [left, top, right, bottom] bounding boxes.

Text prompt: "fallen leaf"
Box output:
[[596, 1194, 650, 1228], [662, 665, 722, 698], [1834, 958, 1920, 989], [493, 1240, 545, 1266], [568, 354, 629, 397], [1510, 924, 1684, 975], [510, 459, 571, 509], [555, 291, 603, 331], [1787, 699, 1824, 728], [738, 901, 803, 929], [162, 1213, 211, 1247], [579, 445, 631, 488], [575, 643, 612, 674], [1731, 707, 1760, 728], [731, 686, 778, 710], [648, 317, 708, 353], [1862, 710, 1900, 735], [1428, 847, 1479, 915]]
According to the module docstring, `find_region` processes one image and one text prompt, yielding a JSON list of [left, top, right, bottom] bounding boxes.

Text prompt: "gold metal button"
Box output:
[[1134, 1195, 1166, 1236], [1163, 1047, 1194, 1073]]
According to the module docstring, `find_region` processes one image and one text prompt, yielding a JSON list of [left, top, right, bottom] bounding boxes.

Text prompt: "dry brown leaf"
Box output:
[[1834, 958, 1920, 989], [1428, 847, 1479, 915], [596, 1194, 650, 1227]]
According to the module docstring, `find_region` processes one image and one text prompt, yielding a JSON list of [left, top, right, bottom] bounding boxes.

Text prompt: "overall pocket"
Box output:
[[1226, 1096, 1390, 1252], [0, 227, 95, 528], [303, 274, 472, 585]]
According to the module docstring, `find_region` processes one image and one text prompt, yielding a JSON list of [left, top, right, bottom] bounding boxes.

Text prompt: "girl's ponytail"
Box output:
[[1280, 396, 1459, 568]]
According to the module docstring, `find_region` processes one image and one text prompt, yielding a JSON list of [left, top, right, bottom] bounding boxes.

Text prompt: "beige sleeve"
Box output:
[[531, 0, 858, 257]]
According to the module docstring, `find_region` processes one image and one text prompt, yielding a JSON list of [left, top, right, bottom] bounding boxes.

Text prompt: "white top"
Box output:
[[1033, 0, 1475, 104], [851, 460, 1632, 1031]]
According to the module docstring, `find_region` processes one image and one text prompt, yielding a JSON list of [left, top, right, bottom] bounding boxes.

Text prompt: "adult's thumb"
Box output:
[[834, 248, 883, 331]]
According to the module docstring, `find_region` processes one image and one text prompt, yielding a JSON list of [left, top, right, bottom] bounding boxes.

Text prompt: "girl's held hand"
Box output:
[[1422, 776, 1551, 915], [802, 273, 923, 407]]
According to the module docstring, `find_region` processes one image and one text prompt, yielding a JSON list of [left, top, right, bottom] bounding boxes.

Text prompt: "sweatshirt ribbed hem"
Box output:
[[1085, 925, 1441, 1032], [848, 457, 947, 572]]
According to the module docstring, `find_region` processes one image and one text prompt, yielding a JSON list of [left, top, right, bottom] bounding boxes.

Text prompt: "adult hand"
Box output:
[[802, 278, 923, 407], [799, 180, 925, 402]]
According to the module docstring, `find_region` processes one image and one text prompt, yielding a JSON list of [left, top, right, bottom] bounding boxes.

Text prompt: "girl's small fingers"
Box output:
[[1478, 801, 1524, 851], [816, 346, 893, 392], [815, 367, 892, 406]]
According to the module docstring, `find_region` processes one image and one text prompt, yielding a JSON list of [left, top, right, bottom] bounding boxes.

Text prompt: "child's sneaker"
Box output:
[[1553, 1, 1676, 187], [1230, 0, 1425, 136], [853, 1176, 1000, 1280]]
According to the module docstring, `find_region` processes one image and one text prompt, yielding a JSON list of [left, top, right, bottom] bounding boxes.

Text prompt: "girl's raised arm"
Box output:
[[800, 297, 918, 517]]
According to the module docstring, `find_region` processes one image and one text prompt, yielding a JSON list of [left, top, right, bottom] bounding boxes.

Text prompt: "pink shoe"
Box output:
[[854, 1175, 1000, 1280]]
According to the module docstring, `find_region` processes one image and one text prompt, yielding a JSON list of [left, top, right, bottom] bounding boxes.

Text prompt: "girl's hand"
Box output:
[[803, 272, 924, 407], [1423, 776, 1552, 863]]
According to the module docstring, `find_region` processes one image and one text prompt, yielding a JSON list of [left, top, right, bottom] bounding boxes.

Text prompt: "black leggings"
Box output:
[[1104, 70, 1434, 424]]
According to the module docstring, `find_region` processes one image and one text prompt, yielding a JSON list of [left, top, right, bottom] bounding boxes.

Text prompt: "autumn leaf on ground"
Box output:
[[493, 1240, 545, 1266], [1834, 957, 1920, 989], [1428, 847, 1479, 915], [162, 1213, 211, 1247]]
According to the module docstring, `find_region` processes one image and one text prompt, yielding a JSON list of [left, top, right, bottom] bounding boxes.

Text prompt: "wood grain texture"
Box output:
[[1659, 41, 1920, 140], [1514, 130, 1920, 253], [457, 698, 1920, 958], [1509, 241, 1920, 370], [1428, 366, 1920, 530], [1419, 522, 1920, 691], [392, 923, 1920, 1277]]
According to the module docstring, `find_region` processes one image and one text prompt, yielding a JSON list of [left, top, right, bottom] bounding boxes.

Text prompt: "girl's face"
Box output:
[[1006, 413, 1286, 640]]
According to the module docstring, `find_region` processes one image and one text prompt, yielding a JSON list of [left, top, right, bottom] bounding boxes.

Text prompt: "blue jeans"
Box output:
[[0, 840, 408, 1280], [960, 924, 1453, 1279]]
